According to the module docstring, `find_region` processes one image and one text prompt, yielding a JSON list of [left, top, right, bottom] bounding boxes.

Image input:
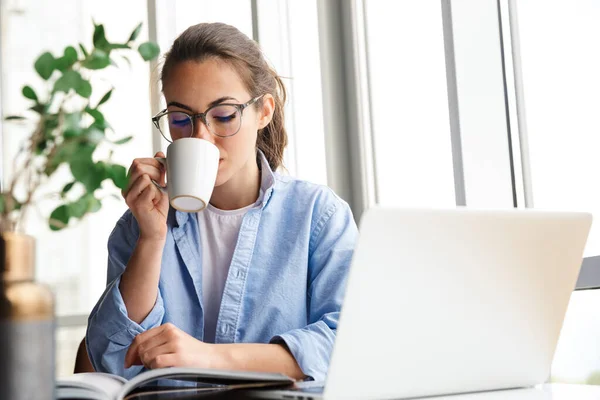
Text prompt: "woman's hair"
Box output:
[[161, 23, 287, 171]]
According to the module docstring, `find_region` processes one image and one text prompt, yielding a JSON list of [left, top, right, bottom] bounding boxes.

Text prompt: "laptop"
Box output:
[[249, 207, 592, 400]]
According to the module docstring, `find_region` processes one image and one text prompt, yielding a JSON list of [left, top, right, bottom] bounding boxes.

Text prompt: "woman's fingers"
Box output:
[[123, 158, 165, 197], [149, 353, 178, 369], [139, 342, 174, 368], [138, 181, 163, 211], [124, 174, 157, 209], [125, 325, 169, 368]]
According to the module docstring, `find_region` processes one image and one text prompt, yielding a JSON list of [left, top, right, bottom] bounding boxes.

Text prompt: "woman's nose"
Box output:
[[193, 119, 215, 143]]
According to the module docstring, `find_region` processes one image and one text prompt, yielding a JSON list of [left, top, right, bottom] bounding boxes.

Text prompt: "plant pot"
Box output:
[[0, 232, 55, 399]]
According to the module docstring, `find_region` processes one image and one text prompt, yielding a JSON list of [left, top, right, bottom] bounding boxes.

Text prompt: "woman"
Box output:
[[86, 22, 357, 382]]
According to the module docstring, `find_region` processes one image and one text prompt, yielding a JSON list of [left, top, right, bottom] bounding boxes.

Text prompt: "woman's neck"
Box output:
[[209, 158, 261, 211]]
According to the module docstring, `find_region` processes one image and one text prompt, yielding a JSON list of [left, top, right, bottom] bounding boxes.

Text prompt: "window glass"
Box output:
[[365, 0, 455, 207], [516, 0, 600, 384]]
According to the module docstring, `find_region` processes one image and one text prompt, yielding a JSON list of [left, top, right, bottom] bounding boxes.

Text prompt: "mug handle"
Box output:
[[151, 157, 167, 193]]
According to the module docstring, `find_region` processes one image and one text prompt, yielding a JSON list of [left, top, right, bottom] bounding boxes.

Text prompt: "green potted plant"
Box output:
[[0, 22, 159, 400], [1, 21, 159, 232]]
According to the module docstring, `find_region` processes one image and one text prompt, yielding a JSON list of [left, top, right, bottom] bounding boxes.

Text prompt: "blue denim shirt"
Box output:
[[86, 153, 358, 381]]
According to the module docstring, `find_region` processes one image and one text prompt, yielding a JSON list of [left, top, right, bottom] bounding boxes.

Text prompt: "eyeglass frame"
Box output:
[[151, 94, 264, 142]]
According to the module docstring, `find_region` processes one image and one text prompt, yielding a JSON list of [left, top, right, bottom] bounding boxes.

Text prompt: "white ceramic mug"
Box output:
[[152, 138, 220, 212]]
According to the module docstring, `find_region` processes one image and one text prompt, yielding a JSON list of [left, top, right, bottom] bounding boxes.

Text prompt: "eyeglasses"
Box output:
[[152, 95, 263, 142]]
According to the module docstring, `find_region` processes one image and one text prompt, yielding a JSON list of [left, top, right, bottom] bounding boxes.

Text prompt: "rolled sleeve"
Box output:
[[86, 211, 165, 378], [87, 276, 165, 377], [271, 194, 358, 381], [271, 317, 338, 380]]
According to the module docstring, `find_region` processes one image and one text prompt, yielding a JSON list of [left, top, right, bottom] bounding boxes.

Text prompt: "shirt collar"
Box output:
[[175, 150, 277, 227]]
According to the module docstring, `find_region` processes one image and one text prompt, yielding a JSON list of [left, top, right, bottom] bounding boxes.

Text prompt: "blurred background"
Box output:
[[1, 0, 599, 383]]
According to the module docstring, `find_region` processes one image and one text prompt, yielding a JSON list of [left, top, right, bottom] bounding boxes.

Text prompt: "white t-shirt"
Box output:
[[197, 195, 262, 343]]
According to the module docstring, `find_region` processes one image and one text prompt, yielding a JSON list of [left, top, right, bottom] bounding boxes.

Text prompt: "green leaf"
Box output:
[[44, 114, 59, 131], [82, 49, 110, 70], [45, 140, 80, 175], [70, 194, 102, 217], [55, 46, 79, 72], [29, 103, 48, 114], [53, 69, 91, 98], [34, 52, 55, 80], [68, 196, 88, 218], [61, 181, 76, 197], [69, 143, 95, 169], [53, 70, 83, 94], [113, 136, 132, 145], [22, 85, 38, 101], [85, 127, 105, 144], [88, 163, 106, 193], [49, 205, 70, 231], [128, 22, 143, 42], [84, 121, 106, 140], [97, 89, 112, 107], [85, 106, 104, 124], [64, 46, 78, 64], [63, 129, 80, 139], [138, 42, 160, 61], [86, 109, 103, 122], [76, 79, 92, 98], [5, 115, 25, 121], [79, 43, 89, 58], [61, 113, 83, 139], [72, 194, 102, 217], [107, 164, 128, 189], [64, 112, 82, 133], [69, 146, 106, 193], [88, 195, 102, 213], [89, 118, 110, 132], [93, 24, 110, 51]]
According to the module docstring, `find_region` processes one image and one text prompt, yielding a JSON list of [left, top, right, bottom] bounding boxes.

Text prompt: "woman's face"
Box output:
[[162, 58, 273, 187]]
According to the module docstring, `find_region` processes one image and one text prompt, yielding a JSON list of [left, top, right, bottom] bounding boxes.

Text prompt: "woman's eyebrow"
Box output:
[[167, 96, 240, 112], [208, 96, 239, 108], [167, 101, 193, 111]]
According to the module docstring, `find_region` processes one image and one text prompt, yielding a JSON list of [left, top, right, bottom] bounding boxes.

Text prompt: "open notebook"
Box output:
[[57, 367, 295, 400]]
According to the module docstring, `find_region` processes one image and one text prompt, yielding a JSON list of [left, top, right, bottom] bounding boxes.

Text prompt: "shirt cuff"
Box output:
[[94, 275, 164, 346], [270, 320, 335, 382]]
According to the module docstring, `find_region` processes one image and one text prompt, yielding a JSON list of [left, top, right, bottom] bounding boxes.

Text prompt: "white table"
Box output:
[[428, 384, 600, 400]]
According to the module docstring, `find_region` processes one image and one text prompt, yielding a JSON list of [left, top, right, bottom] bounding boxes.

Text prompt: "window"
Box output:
[[365, 0, 455, 207], [515, 0, 600, 384], [516, 0, 600, 256], [257, 0, 327, 184]]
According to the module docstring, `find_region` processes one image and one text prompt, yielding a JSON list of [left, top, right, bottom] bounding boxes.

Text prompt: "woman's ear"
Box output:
[[258, 94, 275, 129]]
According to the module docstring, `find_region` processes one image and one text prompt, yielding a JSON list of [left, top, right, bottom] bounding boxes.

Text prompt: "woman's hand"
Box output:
[[122, 152, 169, 241], [124, 323, 217, 369]]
